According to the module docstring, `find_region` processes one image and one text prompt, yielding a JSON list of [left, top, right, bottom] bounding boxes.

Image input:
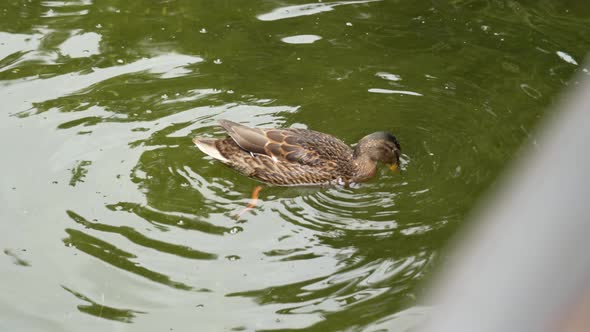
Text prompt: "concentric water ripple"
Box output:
[[277, 186, 401, 232]]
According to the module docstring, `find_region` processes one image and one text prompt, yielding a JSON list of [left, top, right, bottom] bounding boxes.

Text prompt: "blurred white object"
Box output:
[[419, 67, 590, 332]]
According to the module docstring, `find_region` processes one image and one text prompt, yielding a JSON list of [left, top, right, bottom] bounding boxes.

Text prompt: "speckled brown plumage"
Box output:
[[193, 119, 401, 186]]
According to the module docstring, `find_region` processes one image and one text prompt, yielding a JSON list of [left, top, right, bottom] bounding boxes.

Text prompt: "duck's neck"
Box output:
[[352, 154, 378, 182]]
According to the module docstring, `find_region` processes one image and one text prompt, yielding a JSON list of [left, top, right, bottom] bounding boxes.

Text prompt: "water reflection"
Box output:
[[62, 286, 145, 323], [3, 248, 31, 267], [281, 35, 323, 45], [1, 0, 588, 330], [59, 32, 101, 58], [69, 160, 92, 186], [257, 0, 381, 21], [63, 227, 194, 290]]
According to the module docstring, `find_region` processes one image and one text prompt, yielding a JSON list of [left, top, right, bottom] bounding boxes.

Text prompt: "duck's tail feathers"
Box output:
[[193, 137, 229, 163]]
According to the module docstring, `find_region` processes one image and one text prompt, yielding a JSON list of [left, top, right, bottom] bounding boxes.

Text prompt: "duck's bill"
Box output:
[[388, 163, 399, 172]]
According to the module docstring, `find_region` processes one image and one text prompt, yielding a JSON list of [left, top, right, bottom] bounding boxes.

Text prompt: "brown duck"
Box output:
[[193, 119, 401, 186]]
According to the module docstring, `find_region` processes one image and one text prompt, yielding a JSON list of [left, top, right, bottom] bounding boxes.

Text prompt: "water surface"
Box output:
[[1, 1, 589, 331]]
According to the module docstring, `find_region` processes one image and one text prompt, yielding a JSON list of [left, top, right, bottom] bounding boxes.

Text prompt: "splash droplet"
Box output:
[[228, 226, 243, 235]]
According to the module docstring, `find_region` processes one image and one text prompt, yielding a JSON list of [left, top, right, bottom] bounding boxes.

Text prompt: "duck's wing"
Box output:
[[218, 119, 268, 155], [217, 119, 337, 166]]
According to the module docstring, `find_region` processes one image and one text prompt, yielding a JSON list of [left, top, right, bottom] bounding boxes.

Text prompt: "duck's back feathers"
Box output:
[[216, 120, 351, 167]]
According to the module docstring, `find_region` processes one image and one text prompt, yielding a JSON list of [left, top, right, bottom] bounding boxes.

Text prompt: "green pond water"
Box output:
[[1, 0, 589, 331]]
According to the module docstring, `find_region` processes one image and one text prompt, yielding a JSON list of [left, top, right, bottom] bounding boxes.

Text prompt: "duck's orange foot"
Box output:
[[233, 185, 263, 220]]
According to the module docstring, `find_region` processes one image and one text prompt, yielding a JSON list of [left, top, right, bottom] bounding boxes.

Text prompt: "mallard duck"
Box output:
[[193, 119, 401, 186]]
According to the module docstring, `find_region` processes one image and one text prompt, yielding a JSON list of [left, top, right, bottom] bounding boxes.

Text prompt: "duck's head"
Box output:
[[354, 131, 401, 171]]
